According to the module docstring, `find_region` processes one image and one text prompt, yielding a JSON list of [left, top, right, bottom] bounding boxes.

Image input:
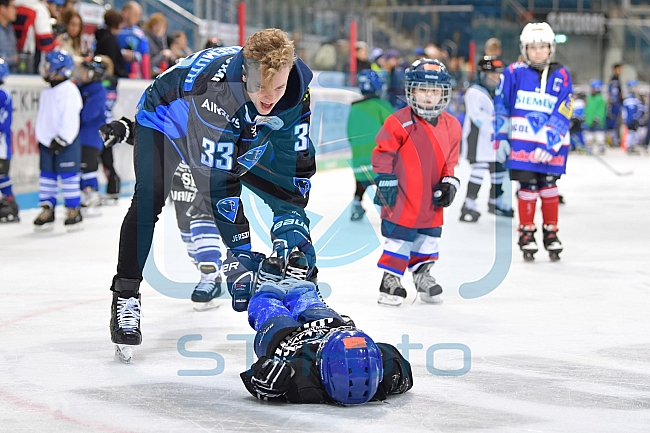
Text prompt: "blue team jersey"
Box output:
[[116, 26, 149, 72], [0, 88, 12, 160], [79, 81, 107, 149], [622, 93, 645, 128], [494, 62, 573, 175]]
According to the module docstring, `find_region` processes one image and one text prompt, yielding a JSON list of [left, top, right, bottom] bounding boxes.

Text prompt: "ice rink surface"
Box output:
[[1, 149, 649, 433]]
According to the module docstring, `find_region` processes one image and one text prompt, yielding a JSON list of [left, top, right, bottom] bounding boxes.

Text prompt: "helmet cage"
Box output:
[[405, 80, 452, 120]]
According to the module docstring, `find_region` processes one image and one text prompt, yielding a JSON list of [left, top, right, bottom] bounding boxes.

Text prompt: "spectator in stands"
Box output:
[[383, 49, 407, 109], [14, 0, 57, 73], [346, 41, 371, 72], [116, 1, 149, 78], [57, 10, 84, 65], [143, 13, 173, 76], [61, 0, 73, 15], [204, 36, 223, 49], [169, 30, 192, 60], [413, 47, 426, 62], [312, 39, 337, 71], [45, 0, 62, 21], [0, 0, 18, 72], [484, 38, 502, 57], [94, 8, 128, 79]]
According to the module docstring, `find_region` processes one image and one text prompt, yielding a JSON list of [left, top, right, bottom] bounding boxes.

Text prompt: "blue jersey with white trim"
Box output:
[[494, 61, 573, 175]]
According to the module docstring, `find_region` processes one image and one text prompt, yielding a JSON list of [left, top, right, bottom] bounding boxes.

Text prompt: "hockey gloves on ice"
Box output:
[[373, 174, 398, 207], [224, 249, 266, 312], [433, 176, 460, 208], [270, 212, 316, 269], [49, 136, 69, 155], [99, 117, 134, 147], [247, 357, 295, 399]]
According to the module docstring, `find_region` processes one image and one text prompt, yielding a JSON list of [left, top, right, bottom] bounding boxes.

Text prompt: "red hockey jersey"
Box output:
[[372, 108, 460, 229]]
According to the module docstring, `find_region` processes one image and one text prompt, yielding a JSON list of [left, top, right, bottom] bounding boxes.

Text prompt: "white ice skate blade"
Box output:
[[81, 207, 102, 218], [419, 293, 443, 304], [65, 222, 84, 233], [193, 299, 222, 312], [377, 293, 404, 307], [115, 344, 134, 363], [101, 196, 120, 206], [34, 223, 54, 232]]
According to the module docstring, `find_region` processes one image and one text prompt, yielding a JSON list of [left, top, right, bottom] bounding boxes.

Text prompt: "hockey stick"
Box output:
[[585, 147, 633, 176], [360, 165, 394, 218]]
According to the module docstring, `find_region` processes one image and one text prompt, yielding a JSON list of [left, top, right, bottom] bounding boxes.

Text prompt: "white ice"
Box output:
[[1, 149, 649, 433]]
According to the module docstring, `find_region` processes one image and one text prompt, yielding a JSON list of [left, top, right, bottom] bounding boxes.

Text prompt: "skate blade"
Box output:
[[100, 197, 120, 206], [81, 207, 102, 218], [34, 223, 55, 232], [65, 222, 84, 233], [115, 344, 134, 363], [193, 299, 222, 312], [377, 293, 404, 307], [419, 293, 443, 304]]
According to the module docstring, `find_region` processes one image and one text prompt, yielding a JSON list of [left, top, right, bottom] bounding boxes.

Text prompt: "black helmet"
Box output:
[[477, 56, 505, 74]]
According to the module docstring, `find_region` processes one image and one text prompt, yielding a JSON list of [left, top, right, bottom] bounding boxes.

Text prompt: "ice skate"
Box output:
[[350, 199, 365, 221], [413, 262, 443, 304], [459, 200, 480, 222], [543, 224, 563, 262], [284, 250, 310, 280], [518, 224, 538, 261], [192, 262, 223, 311], [101, 193, 120, 206], [254, 256, 284, 290], [111, 279, 141, 363], [81, 187, 102, 217], [0, 197, 19, 223], [64, 207, 83, 232], [488, 197, 514, 217], [378, 272, 407, 306], [33, 204, 55, 231]]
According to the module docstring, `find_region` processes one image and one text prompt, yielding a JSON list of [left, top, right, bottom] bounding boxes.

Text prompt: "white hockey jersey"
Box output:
[[35, 80, 82, 147], [461, 84, 496, 163]]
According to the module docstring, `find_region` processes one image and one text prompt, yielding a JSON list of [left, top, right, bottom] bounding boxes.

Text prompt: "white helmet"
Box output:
[[519, 22, 556, 68]]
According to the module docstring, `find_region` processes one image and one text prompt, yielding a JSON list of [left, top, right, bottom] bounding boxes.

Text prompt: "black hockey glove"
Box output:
[[249, 357, 295, 399], [270, 212, 315, 269], [433, 176, 460, 208], [49, 136, 69, 155], [373, 174, 398, 207], [99, 117, 133, 147], [223, 249, 266, 312]]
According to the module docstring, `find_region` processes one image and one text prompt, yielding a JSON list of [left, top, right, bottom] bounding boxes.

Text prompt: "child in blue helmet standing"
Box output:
[[0, 58, 19, 223], [347, 69, 393, 221], [241, 251, 413, 404], [33, 50, 83, 231]]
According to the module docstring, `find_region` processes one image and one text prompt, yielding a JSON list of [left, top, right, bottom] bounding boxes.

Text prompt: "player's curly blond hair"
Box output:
[[243, 29, 295, 86]]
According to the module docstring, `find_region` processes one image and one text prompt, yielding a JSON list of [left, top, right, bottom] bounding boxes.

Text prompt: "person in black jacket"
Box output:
[[94, 9, 128, 79], [241, 253, 413, 405]]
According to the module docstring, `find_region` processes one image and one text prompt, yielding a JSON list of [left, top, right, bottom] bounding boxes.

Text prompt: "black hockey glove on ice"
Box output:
[[373, 174, 398, 207], [99, 117, 133, 147], [49, 136, 69, 155], [249, 357, 295, 398], [433, 176, 460, 208]]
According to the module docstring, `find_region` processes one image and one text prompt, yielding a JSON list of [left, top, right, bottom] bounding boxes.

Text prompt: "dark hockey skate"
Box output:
[[488, 202, 514, 217], [543, 224, 563, 262], [254, 256, 285, 291], [413, 262, 443, 304], [378, 272, 407, 306], [459, 204, 480, 222], [518, 224, 538, 262], [64, 207, 83, 232], [191, 262, 223, 311], [33, 204, 55, 231], [284, 250, 310, 280], [350, 199, 365, 221], [110, 278, 142, 363], [0, 197, 19, 223]]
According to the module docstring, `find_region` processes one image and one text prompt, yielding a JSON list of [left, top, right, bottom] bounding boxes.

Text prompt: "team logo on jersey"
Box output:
[[525, 112, 549, 134], [216, 197, 240, 223], [294, 177, 312, 198], [237, 142, 268, 170], [495, 115, 506, 133], [552, 77, 563, 92], [546, 129, 562, 149], [558, 96, 574, 119], [255, 115, 284, 130]]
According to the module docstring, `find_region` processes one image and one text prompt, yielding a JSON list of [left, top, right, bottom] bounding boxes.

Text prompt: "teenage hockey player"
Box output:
[[99, 29, 316, 362], [0, 58, 19, 223], [77, 56, 108, 214], [242, 251, 413, 404], [459, 56, 513, 223], [622, 79, 645, 154], [494, 22, 573, 261], [584, 79, 607, 154], [372, 58, 461, 306], [33, 50, 84, 231], [347, 69, 393, 221]]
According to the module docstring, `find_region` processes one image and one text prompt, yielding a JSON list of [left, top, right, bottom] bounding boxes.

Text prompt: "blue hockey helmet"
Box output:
[[589, 79, 603, 91], [0, 58, 9, 83], [317, 329, 383, 405], [43, 50, 74, 79], [404, 58, 452, 120], [627, 79, 639, 90], [357, 69, 384, 97]]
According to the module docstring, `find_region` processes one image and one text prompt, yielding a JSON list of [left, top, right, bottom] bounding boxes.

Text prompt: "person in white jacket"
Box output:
[[33, 50, 83, 231], [459, 56, 514, 222]]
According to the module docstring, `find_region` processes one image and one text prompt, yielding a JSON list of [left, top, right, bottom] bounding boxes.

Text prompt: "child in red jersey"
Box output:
[[372, 59, 461, 306]]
